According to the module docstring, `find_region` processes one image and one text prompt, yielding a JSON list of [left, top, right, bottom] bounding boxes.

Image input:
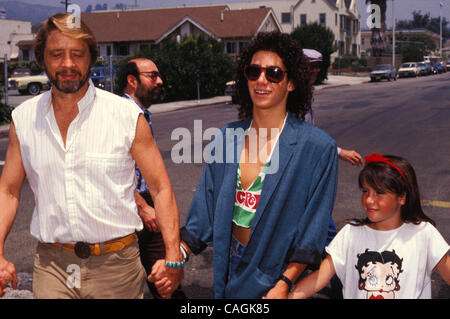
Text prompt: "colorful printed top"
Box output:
[[232, 162, 269, 228], [232, 115, 287, 228]]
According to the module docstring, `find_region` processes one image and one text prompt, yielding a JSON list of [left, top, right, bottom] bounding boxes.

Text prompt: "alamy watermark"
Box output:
[[66, 4, 81, 29], [66, 264, 81, 289], [171, 120, 280, 174], [366, 4, 381, 29]]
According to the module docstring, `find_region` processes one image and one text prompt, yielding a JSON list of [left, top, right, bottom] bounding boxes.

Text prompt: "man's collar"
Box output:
[[45, 79, 96, 115]]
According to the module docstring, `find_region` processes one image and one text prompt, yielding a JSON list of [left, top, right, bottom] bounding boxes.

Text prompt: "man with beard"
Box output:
[[0, 13, 184, 298], [118, 58, 186, 299]]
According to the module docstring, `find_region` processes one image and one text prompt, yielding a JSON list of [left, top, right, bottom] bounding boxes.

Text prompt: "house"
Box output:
[[226, 0, 362, 60], [0, 18, 34, 61], [79, 5, 282, 58]]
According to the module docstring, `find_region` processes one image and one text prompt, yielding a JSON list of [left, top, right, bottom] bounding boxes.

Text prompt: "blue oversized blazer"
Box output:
[[181, 112, 338, 298]]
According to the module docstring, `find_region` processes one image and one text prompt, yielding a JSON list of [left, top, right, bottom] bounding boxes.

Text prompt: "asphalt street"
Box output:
[[0, 72, 449, 299]]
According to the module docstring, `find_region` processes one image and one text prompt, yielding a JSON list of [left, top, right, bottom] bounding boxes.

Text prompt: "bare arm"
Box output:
[[288, 255, 336, 299], [263, 262, 308, 299], [434, 253, 450, 285], [0, 123, 26, 295], [130, 115, 183, 297]]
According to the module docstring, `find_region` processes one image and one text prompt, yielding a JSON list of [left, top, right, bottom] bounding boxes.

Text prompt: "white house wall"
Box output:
[[0, 19, 33, 60]]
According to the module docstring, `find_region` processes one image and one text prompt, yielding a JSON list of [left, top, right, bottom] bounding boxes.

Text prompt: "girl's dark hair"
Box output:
[[235, 31, 312, 120], [350, 154, 435, 226]]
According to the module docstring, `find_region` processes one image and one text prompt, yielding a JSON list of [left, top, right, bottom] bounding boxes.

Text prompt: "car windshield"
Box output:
[[401, 63, 414, 68], [374, 65, 390, 70]]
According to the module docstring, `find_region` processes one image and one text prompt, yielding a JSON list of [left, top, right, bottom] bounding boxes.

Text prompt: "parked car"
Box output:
[[8, 72, 50, 95], [370, 64, 397, 82], [224, 80, 238, 104], [439, 61, 447, 73], [417, 62, 431, 76], [91, 66, 116, 90], [398, 62, 420, 78], [446, 60, 450, 69], [10, 68, 32, 78], [432, 62, 443, 74]]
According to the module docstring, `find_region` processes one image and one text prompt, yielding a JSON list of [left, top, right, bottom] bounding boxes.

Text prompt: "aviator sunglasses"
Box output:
[[138, 71, 162, 81], [244, 64, 287, 83]]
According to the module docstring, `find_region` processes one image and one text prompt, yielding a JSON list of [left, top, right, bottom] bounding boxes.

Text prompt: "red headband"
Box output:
[[365, 153, 406, 180]]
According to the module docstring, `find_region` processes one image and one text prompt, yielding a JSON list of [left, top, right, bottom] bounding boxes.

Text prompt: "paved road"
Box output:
[[1, 72, 449, 299]]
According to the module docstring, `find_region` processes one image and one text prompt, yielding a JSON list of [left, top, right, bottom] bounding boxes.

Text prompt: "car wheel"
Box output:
[[27, 83, 41, 95]]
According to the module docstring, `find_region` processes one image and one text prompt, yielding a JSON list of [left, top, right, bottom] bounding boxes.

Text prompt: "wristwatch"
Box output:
[[279, 275, 293, 291]]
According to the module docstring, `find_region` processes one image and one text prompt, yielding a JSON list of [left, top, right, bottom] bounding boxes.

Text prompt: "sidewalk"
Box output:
[[0, 74, 369, 139]]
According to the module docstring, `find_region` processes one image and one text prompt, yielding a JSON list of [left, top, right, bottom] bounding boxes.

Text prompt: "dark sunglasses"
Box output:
[[244, 64, 286, 83], [138, 71, 161, 81]]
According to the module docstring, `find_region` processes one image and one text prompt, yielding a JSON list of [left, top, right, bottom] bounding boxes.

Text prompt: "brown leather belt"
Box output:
[[53, 233, 136, 259]]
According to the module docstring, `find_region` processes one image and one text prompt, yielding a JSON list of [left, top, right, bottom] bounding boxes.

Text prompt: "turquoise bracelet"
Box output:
[[165, 261, 185, 268]]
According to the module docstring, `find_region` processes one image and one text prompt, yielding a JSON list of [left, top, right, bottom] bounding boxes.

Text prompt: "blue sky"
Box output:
[[16, 0, 450, 28]]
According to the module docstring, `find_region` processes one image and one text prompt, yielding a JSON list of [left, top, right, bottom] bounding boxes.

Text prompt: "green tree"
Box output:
[[0, 89, 13, 125], [291, 22, 337, 84], [401, 44, 423, 63], [116, 34, 234, 102], [397, 11, 450, 39]]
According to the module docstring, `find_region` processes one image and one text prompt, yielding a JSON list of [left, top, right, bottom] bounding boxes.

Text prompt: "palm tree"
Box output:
[[366, 0, 387, 57]]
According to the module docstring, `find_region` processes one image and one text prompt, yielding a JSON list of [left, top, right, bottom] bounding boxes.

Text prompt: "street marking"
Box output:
[[421, 200, 450, 208], [0, 160, 4, 166]]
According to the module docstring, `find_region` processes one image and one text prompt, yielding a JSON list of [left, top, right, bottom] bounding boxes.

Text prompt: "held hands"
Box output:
[[0, 257, 18, 297], [262, 279, 290, 299], [148, 259, 184, 299]]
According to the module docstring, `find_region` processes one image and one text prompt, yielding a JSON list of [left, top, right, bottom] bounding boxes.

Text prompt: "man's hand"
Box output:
[[339, 149, 363, 166], [0, 257, 18, 297], [135, 192, 159, 232], [148, 259, 184, 299]]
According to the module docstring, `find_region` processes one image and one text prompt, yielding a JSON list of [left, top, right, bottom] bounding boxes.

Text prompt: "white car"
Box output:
[[8, 72, 50, 95], [398, 63, 420, 78]]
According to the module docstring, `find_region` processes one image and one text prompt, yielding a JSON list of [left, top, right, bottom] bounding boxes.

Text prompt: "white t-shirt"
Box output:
[[326, 222, 449, 299]]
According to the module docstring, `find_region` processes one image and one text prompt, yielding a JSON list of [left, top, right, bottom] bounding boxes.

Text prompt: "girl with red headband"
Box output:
[[288, 154, 449, 299]]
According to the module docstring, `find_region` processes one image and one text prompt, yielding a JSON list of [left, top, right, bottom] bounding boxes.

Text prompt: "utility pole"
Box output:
[[392, 0, 395, 67], [61, 0, 68, 11], [440, 2, 443, 57]]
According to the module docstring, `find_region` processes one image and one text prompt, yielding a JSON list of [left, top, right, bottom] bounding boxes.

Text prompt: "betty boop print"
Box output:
[[355, 249, 403, 299]]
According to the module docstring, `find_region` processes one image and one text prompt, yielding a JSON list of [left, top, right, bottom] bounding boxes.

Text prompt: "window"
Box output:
[[281, 12, 291, 24], [340, 15, 346, 30], [352, 44, 357, 55], [319, 13, 326, 25], [339, 41, 345, 56], [335, 13, 338, 26], [226, 42, 237, 54], [239, 42, 248, 51], [117, 44, 129, 56], [300, 14, 307, 26], [312, 0, 316, 2], [22, 49, 29, 61], [140, 44, 149, 52], [106, 45, 112, 56]]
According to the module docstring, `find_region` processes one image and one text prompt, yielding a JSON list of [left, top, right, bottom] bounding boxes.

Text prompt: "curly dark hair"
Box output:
[[235, 31, 313, 120]]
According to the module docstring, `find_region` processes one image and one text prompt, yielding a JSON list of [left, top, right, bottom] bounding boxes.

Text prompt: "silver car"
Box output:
[[370, 64, 397, 82]]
